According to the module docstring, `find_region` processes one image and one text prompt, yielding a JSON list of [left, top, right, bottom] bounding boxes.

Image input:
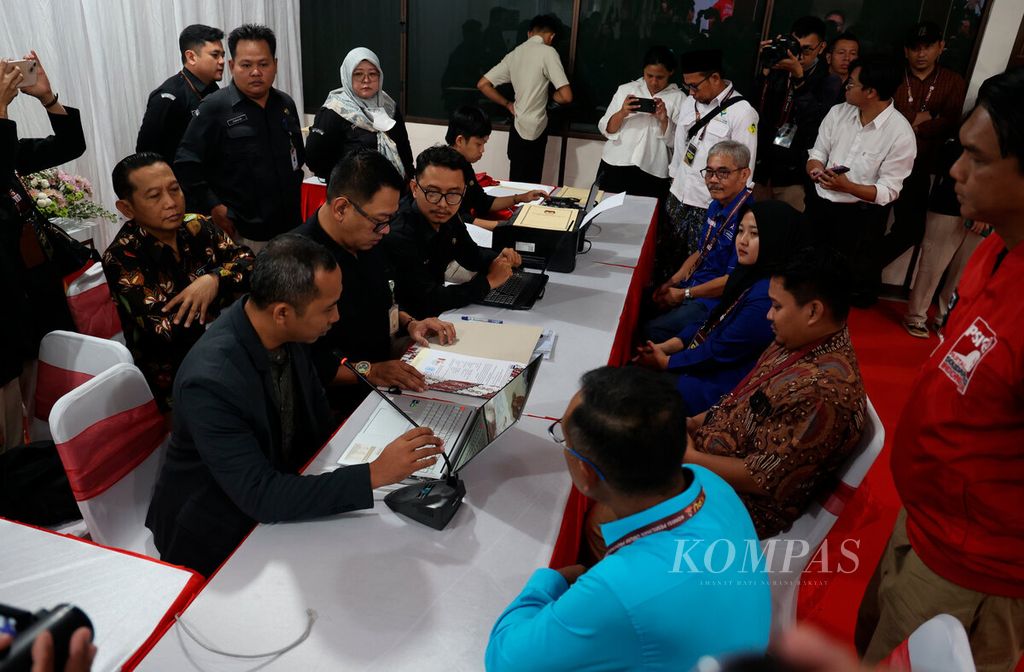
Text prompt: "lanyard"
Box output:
[[686, 189, 751, 282], [726, 336, 829, 403], [179, 70, 209, 101], [687, 286, 752, 350], [905, 68, 940, 113], [693, 85, 734, 144], [606, 488, 707, 556]]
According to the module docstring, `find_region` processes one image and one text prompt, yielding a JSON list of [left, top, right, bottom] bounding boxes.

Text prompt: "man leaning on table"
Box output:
[[486, 366, 769, 671], [146, 235, 443, 576]]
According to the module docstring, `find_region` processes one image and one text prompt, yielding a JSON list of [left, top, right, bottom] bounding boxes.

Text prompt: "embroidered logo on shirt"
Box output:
[[748, 123, 757, 134], [938, 317, 997, 394]]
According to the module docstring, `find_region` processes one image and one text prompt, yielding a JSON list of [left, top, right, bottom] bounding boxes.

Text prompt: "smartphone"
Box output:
[[4, 59, 37, 88], [633, 97, 657, 114], [828, 165, 851, 175]]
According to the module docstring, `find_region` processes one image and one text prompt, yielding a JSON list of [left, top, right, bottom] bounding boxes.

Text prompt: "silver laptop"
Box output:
[[337, 357, 542, 480]]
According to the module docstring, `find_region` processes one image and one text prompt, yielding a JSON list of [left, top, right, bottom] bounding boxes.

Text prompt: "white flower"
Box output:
[[39, 179, 50, 189], [37, 197, 52, 207]]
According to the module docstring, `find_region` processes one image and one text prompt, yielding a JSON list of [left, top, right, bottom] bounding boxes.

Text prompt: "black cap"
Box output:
[[679, 49, 723, 75], [905, 21, 943, 48]]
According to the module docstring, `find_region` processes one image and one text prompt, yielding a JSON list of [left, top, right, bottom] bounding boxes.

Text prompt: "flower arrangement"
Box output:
[[23, 169, 117, 222]]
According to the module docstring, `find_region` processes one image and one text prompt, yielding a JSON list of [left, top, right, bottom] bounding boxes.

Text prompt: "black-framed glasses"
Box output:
[[548, 418, 607, 481], [800, 42, 822, 55], [415, 179, 465, 206], [700, 167, 740, 181], [683, 75, 710, 92], [341, 195, 395, 233]]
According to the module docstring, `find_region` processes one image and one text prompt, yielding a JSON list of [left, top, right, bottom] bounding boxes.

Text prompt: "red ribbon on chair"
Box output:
[[821, 481, 857, 517], [34, 362, 95, 422], [56, 400, 167, 501]]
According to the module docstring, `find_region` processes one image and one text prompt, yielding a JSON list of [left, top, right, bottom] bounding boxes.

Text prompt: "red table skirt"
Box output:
[[549, 204, 658, 568], [301, 181, 328, 220]]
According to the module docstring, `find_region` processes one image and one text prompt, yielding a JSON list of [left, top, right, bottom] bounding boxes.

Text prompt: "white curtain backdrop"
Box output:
[[1, 0, 304, 250]]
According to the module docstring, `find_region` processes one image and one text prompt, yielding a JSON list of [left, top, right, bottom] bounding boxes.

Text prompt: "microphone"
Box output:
[[336, 354, 466, 530]]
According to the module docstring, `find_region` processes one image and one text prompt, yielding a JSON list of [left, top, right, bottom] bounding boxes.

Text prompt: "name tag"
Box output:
[[227, 113, 248, 127]]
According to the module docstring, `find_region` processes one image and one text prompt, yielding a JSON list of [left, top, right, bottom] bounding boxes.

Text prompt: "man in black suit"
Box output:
[[146, 235, 443, 576]]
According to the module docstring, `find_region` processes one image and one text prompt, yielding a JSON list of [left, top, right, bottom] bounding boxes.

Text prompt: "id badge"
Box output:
[[388, 303, 400, 337], [684, 141, 698, 166], [290, 141, 299, 170], [773, 122, 797, 149]]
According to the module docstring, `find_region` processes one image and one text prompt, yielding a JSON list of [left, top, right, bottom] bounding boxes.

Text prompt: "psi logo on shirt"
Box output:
[[939, 317, 998, 394]]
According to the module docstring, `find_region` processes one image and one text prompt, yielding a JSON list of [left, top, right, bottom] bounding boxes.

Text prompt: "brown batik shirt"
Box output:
[[693, 326, 866, 538]]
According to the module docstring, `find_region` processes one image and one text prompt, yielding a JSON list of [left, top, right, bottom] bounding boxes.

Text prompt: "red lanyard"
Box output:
[[606, 488, 706, 556], [726, 336, 828, 403], [687, 189, 751, 282], [688, 286, 752, 350]]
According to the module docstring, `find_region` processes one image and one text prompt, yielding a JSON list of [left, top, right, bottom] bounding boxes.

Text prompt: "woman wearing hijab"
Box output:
[[306, 48, 415, 181], [635, 201, 803, 414]]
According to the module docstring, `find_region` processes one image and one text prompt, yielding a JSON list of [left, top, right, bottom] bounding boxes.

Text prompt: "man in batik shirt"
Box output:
[[103, 153, 252, 410], [686, 247, 866, 538]]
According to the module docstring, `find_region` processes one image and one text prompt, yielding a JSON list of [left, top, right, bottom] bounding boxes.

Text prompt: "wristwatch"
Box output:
[[353, 361, 372, 377], [684, 287, 692, 300]]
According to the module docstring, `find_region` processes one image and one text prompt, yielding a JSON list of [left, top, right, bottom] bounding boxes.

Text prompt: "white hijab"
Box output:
[[323, 48, 404, 175]]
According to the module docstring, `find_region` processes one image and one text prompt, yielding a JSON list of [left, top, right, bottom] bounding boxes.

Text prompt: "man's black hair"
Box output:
[[849, 55, 901, 100], [249, 234, 337, 313], [111, 152, 169, 200], [326, 149, 404, 203], [565, 367, 687, 494], [773, 247, 852, 322], [975, 67, 1024, 170], [529, 14, 561, 35], [228, 23, 277, 58], [414, 144, 470, 183], [792, 16, 828, 42], [642, 45, 677, 72], [445, 106, 492, 146], [178, 24, 224, 64], [828, 31, 860, 54]]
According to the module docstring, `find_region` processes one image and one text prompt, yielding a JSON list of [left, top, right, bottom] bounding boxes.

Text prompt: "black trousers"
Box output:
[[507, 124, 548, 183], [598, 161, 670, 200], [879, 168, 931, 270], [806, 192, 890, 305]]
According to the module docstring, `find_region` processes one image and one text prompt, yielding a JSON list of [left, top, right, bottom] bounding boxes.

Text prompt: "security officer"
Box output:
[[136, 24, 224, 164], [175, 24, 304, 249]]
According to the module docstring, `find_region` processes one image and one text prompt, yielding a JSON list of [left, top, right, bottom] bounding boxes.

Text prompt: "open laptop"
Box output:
[[476, 181, 601, 309], [336, 356, 542, 480]]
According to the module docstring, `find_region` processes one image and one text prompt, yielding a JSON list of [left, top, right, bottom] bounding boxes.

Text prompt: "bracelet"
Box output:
[[42, 92, 59, 109]]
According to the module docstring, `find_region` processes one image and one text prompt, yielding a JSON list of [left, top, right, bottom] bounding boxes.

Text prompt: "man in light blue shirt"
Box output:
[[486, 366, 770, 671]]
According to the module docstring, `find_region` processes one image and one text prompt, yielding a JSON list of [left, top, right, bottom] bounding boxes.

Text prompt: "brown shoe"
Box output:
[[903, 321, 930, 339]]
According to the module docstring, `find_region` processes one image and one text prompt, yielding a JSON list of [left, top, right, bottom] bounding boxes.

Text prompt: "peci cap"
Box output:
[[678, 49, 723, 75], [905, 21, 943, 48]]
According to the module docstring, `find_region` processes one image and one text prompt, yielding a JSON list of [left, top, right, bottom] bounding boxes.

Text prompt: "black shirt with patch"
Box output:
[[136, 69, 219, 164]]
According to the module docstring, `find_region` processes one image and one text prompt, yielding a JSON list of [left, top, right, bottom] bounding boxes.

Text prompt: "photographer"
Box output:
[[753, 16, 841, 212], [0, 53, 85, 451]]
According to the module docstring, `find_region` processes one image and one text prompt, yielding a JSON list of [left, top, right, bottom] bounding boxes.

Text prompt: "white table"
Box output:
[[137, 197, 656, 671], [0, 518, 201, 672]]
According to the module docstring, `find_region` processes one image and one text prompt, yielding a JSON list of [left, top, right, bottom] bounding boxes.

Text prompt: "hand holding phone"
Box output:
[[633, 97, 657, 114], [3, 60, 37, 89], [828, 165, 850, 175]]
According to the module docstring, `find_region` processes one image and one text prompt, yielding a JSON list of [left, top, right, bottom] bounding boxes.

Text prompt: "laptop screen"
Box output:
[[451, 356, 543, 473]]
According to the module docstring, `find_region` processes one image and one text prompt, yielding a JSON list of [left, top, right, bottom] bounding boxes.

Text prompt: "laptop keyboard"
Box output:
[[484, 270, 536, 306], [416, 402, 467, 448]]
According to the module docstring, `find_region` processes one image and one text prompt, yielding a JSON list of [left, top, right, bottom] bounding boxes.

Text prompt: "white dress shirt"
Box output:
[[597, 79, 685, 178], [808, 102, 917, 205], [484, 35, 571, 141], [668, 81, 759, 208]]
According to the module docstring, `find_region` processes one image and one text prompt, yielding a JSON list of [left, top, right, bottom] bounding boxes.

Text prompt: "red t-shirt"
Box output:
[[892, 233, 1024, 597]]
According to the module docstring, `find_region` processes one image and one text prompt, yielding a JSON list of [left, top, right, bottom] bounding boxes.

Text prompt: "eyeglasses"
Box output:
[[700, 167, 740, 181], [800, 42, 823, 55], [683, 75, 710, 92], [340, 195, 395, 233], [415, 179, 465, 206], [844, 80, 863, 90], [548, 418, 607, 481], [353, 70, 380, 81]]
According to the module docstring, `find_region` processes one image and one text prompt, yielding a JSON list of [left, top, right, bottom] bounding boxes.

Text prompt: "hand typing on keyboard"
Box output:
[[368, 427, 443, 488], [487, 256, 514, 289]]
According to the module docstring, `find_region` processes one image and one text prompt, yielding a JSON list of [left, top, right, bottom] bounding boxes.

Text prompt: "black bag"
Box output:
[[32, 216, 99, 278], [0, 441, 81, 526]]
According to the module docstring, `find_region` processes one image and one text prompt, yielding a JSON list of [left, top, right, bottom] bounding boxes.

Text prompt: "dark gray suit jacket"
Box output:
[[146, 299, 372, 575]]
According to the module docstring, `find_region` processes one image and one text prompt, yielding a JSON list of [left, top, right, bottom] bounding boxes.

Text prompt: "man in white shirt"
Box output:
[[478, 14, 573, 183], [662, 49, 758, 282], [807, 56, 916, 306]]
